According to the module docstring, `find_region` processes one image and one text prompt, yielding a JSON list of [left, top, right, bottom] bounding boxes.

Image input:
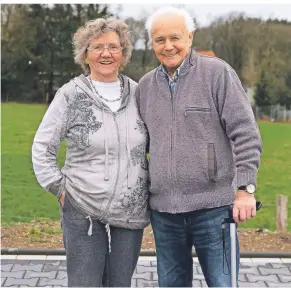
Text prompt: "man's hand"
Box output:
[[233, 191, 256, 224], [59, 191, 65, 207]]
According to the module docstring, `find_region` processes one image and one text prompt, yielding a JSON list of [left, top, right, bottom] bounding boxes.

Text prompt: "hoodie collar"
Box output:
[[73, 74, 131, 111]]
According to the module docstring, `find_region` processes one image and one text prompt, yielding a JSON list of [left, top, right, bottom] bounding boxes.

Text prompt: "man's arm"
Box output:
[[216, 65, 262, 223]]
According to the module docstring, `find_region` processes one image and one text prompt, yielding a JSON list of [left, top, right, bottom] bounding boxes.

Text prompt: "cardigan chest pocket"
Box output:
[[183, 105, 212, 140], [184, 106, 211, 116]]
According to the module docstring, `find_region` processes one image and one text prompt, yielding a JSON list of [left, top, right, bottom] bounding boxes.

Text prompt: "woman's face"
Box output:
[[85, 31, 123, 82]]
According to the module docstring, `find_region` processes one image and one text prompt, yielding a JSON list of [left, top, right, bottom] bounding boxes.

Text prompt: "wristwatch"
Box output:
[[238, 184, 256, 194]]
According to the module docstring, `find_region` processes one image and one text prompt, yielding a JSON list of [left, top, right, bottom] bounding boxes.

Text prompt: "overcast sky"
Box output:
[[110, 3, 291, 27], [4, 1, 291, 27]]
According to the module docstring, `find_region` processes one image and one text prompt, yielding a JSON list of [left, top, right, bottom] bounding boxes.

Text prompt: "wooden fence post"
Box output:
[[276, 195, 288, 232]]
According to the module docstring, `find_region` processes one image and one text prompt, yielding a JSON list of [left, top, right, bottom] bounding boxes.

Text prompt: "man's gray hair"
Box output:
[[73, 17, 133, 74], [145, 6, 196, 40]]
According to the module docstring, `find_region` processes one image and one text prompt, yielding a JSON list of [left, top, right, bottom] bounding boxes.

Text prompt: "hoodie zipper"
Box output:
[[100, 111, 120, 221]]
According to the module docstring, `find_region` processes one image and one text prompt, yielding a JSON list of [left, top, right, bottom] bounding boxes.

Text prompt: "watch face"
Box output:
[[247, 184, 256, 194]]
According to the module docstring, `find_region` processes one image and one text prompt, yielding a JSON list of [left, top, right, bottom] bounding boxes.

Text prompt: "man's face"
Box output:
[[151, 14, 193, 75]]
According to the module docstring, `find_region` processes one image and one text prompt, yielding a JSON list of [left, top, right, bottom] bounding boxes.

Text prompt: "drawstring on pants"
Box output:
[[105, 224, 112, 253], [86, 216, 111, 253], [86, 216, 93, 236]]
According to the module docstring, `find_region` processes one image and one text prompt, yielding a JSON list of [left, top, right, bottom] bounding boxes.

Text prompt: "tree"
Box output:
[[277, 69, 291, 109], [209, 13, 249, 81], [254, 71, 271, 107], [1, 4, 111, 103]]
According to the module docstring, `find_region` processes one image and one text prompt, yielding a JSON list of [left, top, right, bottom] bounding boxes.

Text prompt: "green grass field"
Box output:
[[1, 103, 291, 230]]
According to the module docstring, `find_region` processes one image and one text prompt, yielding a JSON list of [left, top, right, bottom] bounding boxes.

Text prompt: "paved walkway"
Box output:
[[1, 255, 291, 287]]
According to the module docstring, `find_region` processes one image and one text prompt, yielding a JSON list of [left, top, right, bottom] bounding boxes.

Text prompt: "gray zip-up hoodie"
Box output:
[[32, 74, 150, 229], [136, 51, 262, 214]]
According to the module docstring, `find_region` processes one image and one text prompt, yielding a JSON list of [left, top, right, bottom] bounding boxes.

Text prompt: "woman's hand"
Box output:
[[59, 191, 65, 207]]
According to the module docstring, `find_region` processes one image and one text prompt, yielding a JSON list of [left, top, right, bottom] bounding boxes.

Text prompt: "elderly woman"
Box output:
[[32, 17, 149, 287]]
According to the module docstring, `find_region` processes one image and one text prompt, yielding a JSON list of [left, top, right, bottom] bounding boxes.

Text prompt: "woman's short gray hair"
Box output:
[[73, 17, 133, 74], [145, 6, 196, 41]]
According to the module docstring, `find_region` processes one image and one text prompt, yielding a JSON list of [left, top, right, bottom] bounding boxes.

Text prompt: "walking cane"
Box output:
[[222, 201, 262, 287]]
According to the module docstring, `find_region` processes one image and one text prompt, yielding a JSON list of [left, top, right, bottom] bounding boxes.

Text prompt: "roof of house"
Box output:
[[195, 50, 216, 57]]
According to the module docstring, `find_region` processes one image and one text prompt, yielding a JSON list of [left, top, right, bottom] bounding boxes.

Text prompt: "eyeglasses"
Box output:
[[87, 44, 123, 54]]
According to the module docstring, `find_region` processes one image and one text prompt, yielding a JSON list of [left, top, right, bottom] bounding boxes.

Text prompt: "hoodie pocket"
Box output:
[[207, 143, 217, 182]]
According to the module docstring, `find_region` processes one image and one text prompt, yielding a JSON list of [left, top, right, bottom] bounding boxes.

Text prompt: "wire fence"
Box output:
[[254, 105, 291, 121]]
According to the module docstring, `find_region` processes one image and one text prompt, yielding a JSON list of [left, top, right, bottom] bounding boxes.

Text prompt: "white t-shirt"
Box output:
[[90, 79, 122, 113]]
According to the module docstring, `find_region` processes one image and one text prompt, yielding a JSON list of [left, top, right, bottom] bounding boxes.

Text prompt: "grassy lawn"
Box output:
[[1, 103, 291, 230], [1, 103, 65, 223]]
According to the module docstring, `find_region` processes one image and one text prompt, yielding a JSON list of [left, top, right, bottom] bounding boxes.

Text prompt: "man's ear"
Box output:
[[189, 32, 194, 46]]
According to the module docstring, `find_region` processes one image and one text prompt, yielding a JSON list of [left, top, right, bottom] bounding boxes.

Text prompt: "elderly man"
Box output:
[[135, 6, 262, 287]]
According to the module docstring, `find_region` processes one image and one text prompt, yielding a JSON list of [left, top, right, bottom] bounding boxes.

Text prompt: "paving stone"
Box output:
[[264, 259, 283, 263], [1, 278, 6, 286], [281, 259, 291, 264], [1, 270, 25, 278], [131, 278, 137, 287], [43, 263, 66, 272], [192, 280, 202, 287], [197, 266, 203, 274], [3, 277, 39, 287], [45, 255, 66, 260], [1, 264, 13, 272], [271, 263, 290, 269], [37, 278, 67, 287], [17, 255, 46, 260], [239, 266, 260, 275], [278, 274, 291, 283], [59, 260, 67, 267], [193, 274, 205, 280], [238, 280, 267, 287], [259, 267, 291, 275], [0, 255, 17, 260], [240, 258, 253, 264], [136, 279, 158, 287], [151, 261, 157, 267], [12, 264, 43, 272], [201, 280, 207, 287], [56, 271, 67, 280], [24, 270, 57, 279], [138, 261, 152, 267], [132, 272, 152, 280], [238, 274, 248, 281], [241, 262, 272, 268], [247, 274, 279, 283], [252, 258, 281, 264], [268, 282, 291, 287], [1, 260, 30, 265], [29, 260, 59, 265], [193, 257, 199, 264], [192, 265, 198, 275], [136, 265, 157, 273]]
